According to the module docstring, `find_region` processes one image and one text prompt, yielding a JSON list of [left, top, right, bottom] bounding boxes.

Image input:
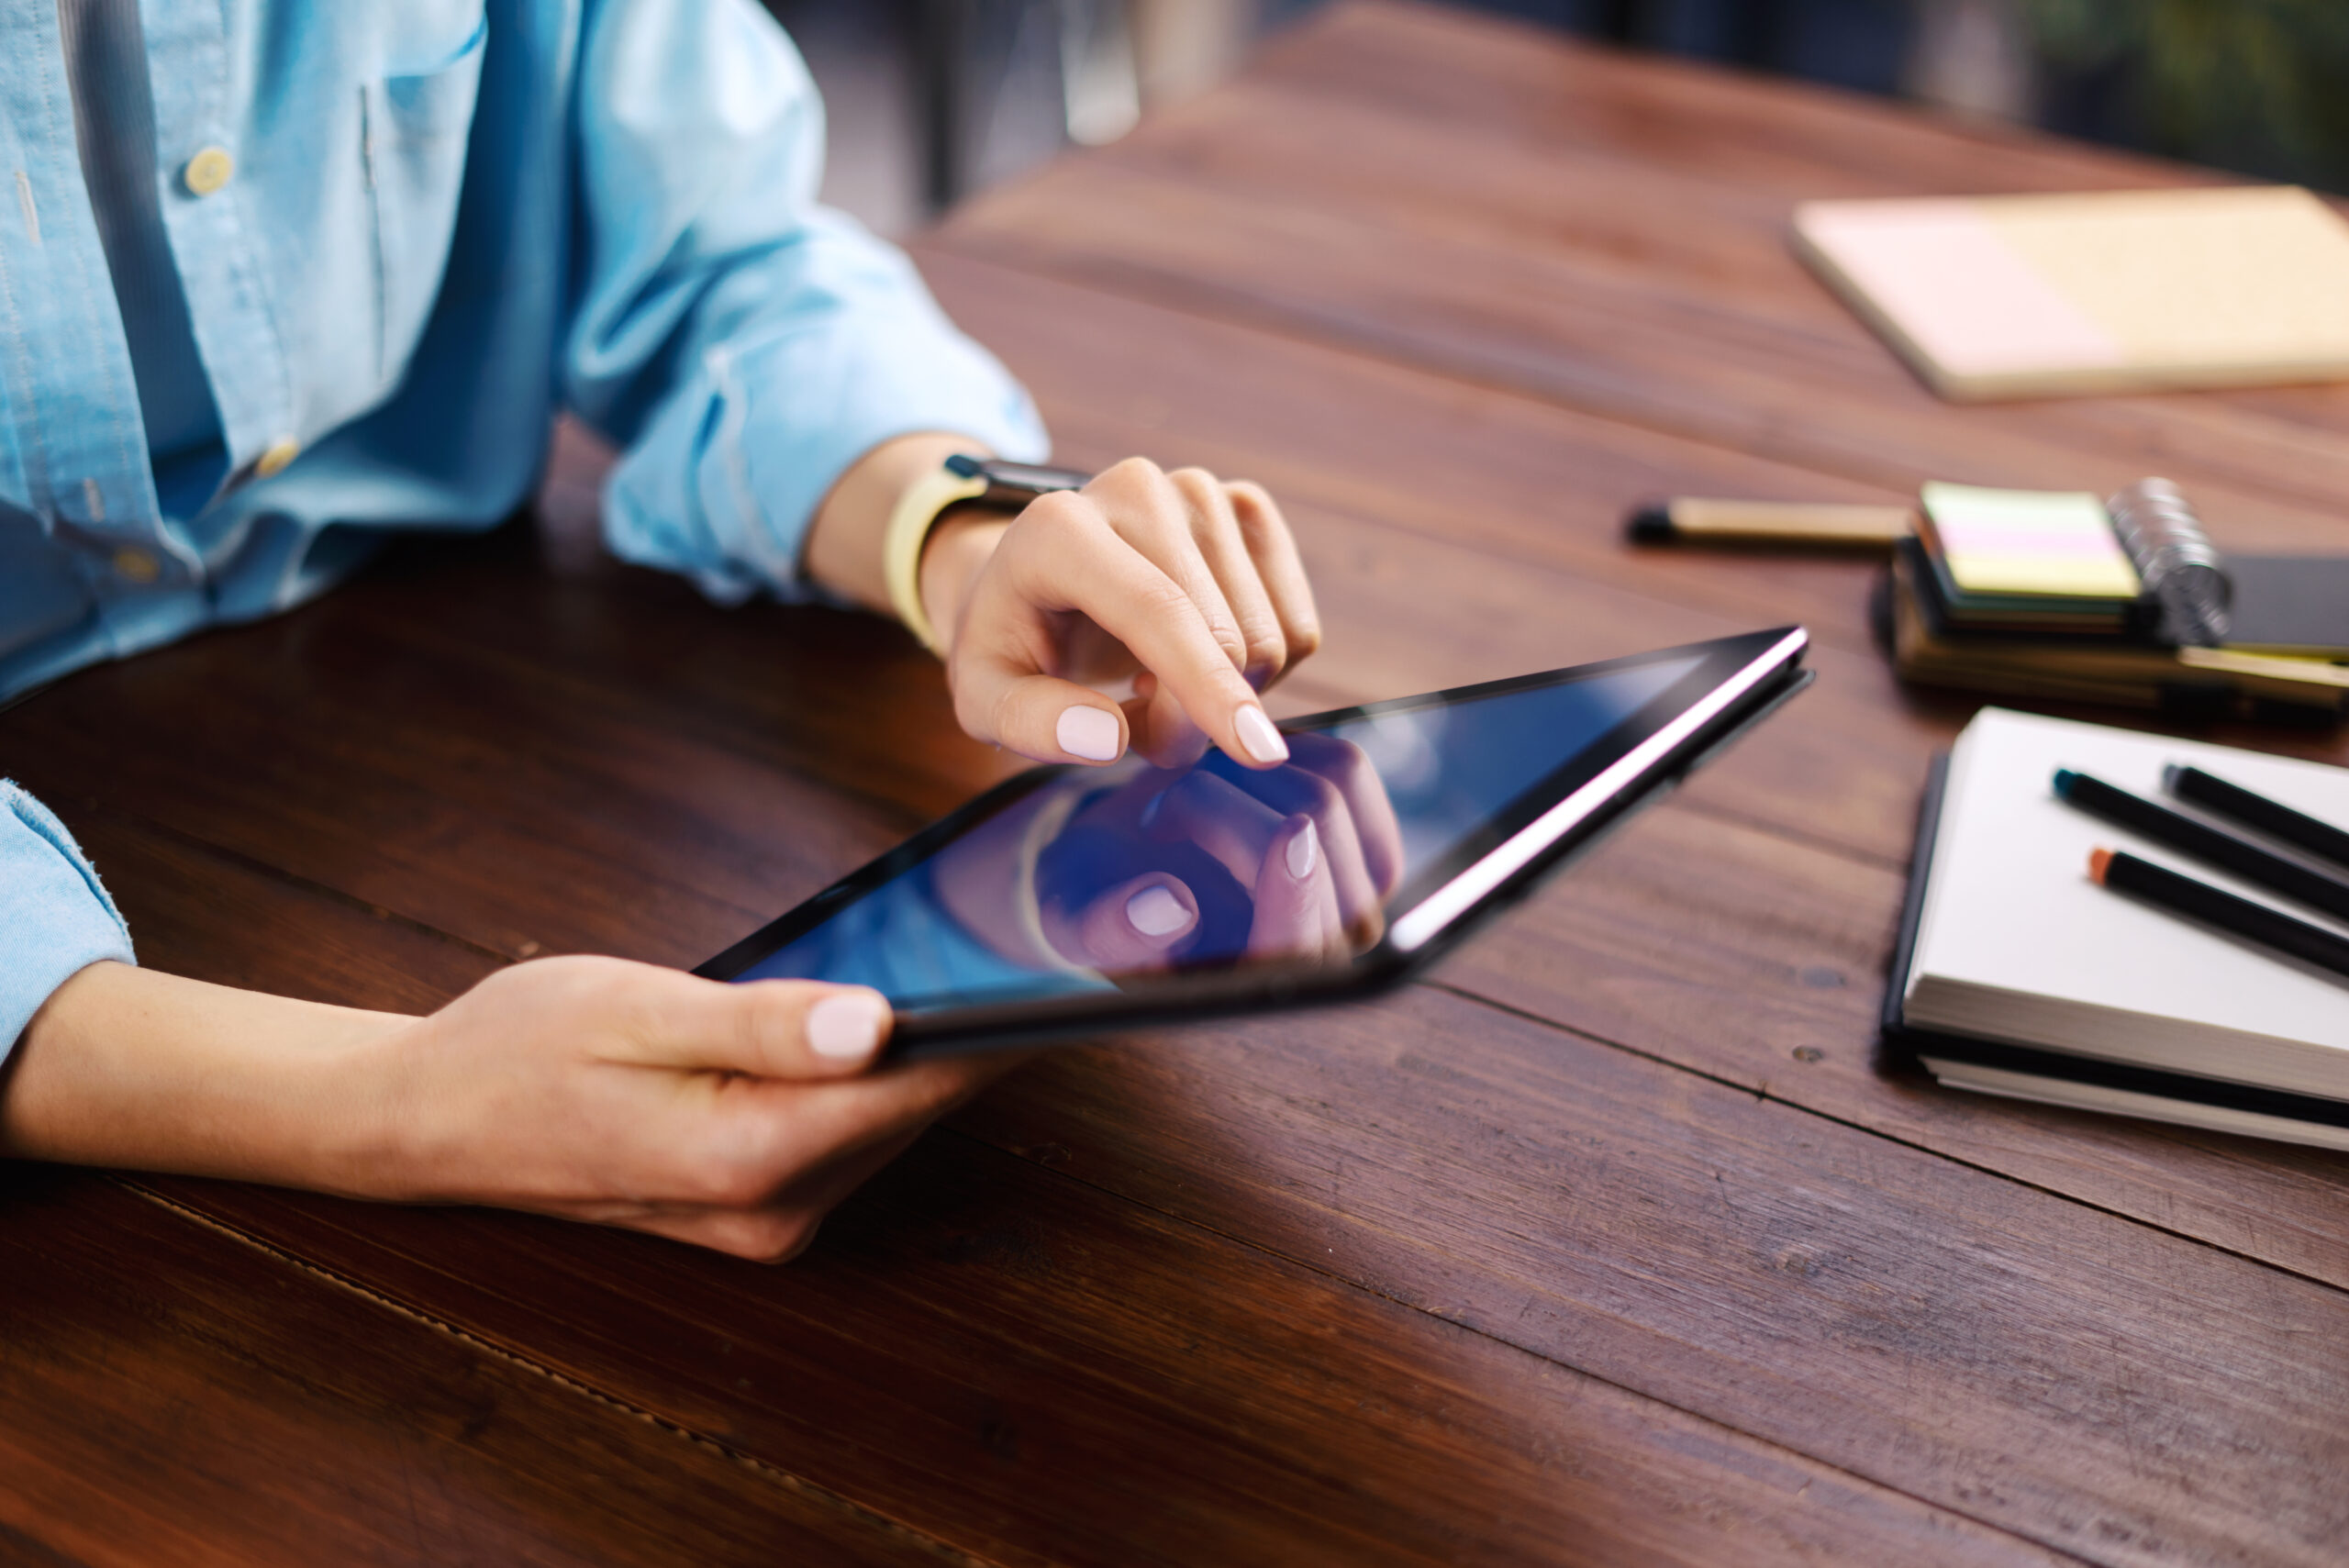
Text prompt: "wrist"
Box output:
[[918, 509, 1010, 659], [804, 432, 991, 615]]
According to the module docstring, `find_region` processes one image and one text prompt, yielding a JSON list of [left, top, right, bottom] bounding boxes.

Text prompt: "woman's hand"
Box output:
[[370, 960, 1011, 1259], [6, 959, 1011, 1262], [921, 457, 1321, 771], [807, 437, 1321, 772]]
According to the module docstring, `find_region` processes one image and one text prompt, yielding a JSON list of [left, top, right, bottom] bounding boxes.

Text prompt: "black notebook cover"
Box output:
[[2228, 557, 2349, 655], [1880, 751, 2349, 1133]]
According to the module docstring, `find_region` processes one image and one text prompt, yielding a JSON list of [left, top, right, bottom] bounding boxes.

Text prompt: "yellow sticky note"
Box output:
[[1920, 483, 2140, 599]]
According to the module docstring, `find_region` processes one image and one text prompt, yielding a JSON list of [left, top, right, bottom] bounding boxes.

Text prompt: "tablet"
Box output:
[[697, 627, 1810, 1059]]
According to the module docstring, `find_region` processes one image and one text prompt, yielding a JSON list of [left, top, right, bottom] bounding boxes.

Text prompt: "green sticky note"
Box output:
[[1920, 483, 2141, 598]]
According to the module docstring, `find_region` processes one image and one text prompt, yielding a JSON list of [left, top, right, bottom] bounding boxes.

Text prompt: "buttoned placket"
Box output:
[[139, 0, 302, 504], [0, 0, 193, 654]]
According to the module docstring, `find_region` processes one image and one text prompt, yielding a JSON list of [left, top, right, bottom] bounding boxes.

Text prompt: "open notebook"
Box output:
[[1888, 708, 2349, 1150], [1795, 186, 2349, 401]]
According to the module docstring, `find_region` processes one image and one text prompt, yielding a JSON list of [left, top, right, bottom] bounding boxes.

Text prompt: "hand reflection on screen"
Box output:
[[930, 733, 1403, 982], [1033, 731, 1404, 973]]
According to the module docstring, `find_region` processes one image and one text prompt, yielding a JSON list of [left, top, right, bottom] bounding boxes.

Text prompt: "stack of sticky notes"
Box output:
[[1911, 483, 2139, 630], [1883, 482, 2349, 719]]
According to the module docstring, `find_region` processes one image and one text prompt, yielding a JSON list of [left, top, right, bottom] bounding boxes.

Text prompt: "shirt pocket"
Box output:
[[363, 6, 488, 391]]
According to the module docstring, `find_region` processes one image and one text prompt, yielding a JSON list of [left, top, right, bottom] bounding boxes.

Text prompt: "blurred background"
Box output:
[[767, 0, 2349, 238]]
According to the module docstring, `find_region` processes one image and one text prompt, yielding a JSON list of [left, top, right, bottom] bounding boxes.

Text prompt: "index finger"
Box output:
[[996, 498, 1293, 770]]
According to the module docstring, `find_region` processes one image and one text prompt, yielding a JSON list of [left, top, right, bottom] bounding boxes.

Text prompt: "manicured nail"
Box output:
[[1057, 705, 1122, 762], [806, 992, 888, 1061], [1234, 703, 1289, 764], [1125, 884, 1192, 937], [1286, 818, 1319, 881]]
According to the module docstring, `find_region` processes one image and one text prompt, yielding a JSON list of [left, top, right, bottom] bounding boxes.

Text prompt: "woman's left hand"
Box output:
[[919, 457, 1322, 772]]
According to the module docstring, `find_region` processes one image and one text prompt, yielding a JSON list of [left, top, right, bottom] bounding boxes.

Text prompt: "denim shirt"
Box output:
[[0, 0, 1050, 1051]]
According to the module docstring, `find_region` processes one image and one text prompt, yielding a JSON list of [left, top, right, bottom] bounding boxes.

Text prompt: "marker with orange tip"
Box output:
[[2087, 845, 2349, 982]]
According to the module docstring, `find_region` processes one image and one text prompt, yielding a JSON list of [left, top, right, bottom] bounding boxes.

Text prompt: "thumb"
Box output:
[[615, 971, 896, 1080], [958, 655, 1134, 766]]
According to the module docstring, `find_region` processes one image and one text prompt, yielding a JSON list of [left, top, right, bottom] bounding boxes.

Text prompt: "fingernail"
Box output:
[[1125, 884, 1192, 937], [1234, 703, 1289, 764], [1286, 818, 1319, 881], [807, 992, 888, 1061], [1057, 705, 1122, 762]]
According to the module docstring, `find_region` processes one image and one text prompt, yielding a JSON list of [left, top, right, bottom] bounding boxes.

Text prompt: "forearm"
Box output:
[[2, 962, 411, 1195]]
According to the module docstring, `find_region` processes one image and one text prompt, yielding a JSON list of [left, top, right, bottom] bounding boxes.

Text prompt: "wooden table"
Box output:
[[6, 4, 2346, 1562]]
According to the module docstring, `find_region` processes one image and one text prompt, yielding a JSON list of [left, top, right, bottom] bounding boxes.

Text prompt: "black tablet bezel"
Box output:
[[696, 626, 1810, 1058]]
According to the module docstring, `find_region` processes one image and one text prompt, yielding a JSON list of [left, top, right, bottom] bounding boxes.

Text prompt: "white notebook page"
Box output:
[[1909, 708, 2349, 1063]]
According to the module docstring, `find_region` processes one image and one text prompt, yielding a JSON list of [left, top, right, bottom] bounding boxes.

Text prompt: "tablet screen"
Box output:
[[713, 644, 1720, 1014]]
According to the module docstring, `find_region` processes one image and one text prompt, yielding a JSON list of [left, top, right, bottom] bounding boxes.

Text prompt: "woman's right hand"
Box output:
[[922, 457, 1321, 771]]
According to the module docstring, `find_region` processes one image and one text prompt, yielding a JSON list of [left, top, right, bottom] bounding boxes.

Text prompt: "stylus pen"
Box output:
[[1623, 497, 1913, 550], [2054, 768, 2349, 924], [2164, 763, 2349, 875], [2088, 848, 2349, 983]]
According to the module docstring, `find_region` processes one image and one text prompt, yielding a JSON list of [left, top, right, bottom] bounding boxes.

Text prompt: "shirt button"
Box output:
[[183, 146, 235, 196], [112, 546, 161, 584], [254, 437, 300, 478]]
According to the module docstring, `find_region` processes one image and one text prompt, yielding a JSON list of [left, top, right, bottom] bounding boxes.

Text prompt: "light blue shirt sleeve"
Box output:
[[568, 0, 1049, 606], [1, 783, 136, 1059]]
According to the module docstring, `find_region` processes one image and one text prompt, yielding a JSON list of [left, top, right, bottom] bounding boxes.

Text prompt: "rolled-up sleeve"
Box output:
[[2, 783, 135, 1056], [564, 0, 1050, 606]]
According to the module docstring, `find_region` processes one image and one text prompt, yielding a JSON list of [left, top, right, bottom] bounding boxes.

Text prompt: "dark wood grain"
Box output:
[[912, 249, 2349, 662], [933, 3, 2349, 524], [944, 993, 2349, 1568], [0, 543, 922, 966], [162, 985, 2349, 1568], [53, 678, 2349, 1565], [58, 723, 2062, 1565], [0, 1167, 963, 1566], [46, 728, 2071, 1565], [153, 1137, 2081, 1568], [60, 806, 499, 1009]]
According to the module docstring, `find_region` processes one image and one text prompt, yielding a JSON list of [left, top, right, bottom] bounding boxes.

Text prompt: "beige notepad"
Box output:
[[1793, 186, 2349, 401]]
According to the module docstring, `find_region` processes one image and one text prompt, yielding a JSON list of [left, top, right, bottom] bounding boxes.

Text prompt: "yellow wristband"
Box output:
[[884, 459, 991, 655]]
